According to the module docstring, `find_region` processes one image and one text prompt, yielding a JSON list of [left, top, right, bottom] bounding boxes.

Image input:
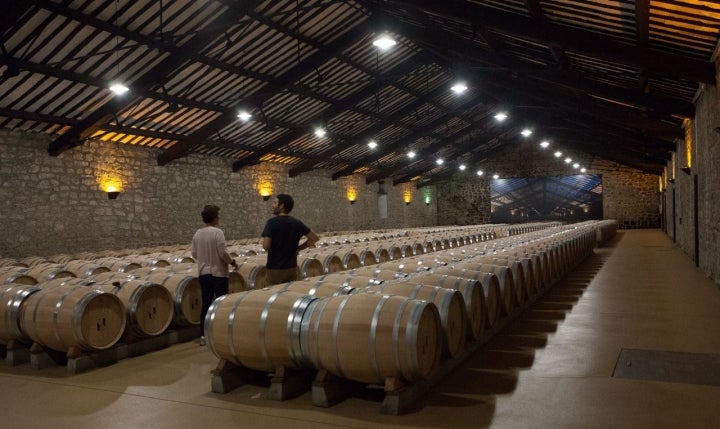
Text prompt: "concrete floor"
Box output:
[[1, 229, 720, 428]]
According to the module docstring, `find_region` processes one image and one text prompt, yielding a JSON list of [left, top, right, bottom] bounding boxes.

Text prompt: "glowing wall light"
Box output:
[[347, 188, 357, 204], [258, 182, 274, 201], [99, 175, 123, 199]]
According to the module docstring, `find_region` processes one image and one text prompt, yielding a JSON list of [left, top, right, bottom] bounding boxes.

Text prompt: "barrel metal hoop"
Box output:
[[370, 294, 390, 381], [259, 292, 281, 365], [330, 294, 351, 378]]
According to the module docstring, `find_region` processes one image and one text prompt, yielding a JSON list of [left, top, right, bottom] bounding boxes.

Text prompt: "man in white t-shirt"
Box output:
[[191, 204, 236, 346]]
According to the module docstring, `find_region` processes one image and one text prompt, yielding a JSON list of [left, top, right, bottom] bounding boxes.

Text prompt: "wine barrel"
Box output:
[[266, 280, 354, 297], [298, 256, 324, 279], [63, 260, 111, 278], [0, 267, 37, 285], [302, 252, 344, 274], [236, 261, 267, 290], [0, 284, 40, 344], [447, 262, 517, 314], [361, 282, 467, 358], [94, 257, 142, 273], [205, 289, 318, 372], [396, 273, 486, 340], [428, 267, 502, 327], [300, 293, 442, 385], [90, 279, 174, 337], [25, 264, 75, 283], [135, 272, 201, 326], [20, 283, 126, 352], [313, 273, 379, 288]]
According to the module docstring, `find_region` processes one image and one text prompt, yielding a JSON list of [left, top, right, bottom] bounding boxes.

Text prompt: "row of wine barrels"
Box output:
[[402, 273, 486, 339], [94, 257, 142, 273], [452, 261, 519, 313], [24, 264, 75, 283], [205, 289, 443, 385], [63, 260, 111, 278]]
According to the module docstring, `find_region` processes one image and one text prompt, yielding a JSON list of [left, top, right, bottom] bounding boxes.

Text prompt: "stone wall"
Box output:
[[0, 128, 664, 260], [436, 175, 492, 226], [688, 68, 720, 281], [598, 164, 661, 229], [0, 130, 437, 258]]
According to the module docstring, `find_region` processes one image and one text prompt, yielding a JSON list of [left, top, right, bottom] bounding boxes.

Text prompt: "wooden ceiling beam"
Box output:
[[173, 16, 382, 170], [390, 17, 694, 118], [47, 0, 266, 157]]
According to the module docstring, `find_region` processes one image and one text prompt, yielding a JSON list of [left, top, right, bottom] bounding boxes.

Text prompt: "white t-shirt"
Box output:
[[191, 226, 232, 277]]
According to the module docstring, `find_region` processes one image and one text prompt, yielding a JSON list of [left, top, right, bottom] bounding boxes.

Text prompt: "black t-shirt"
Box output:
[[261, 215, 311, 269]]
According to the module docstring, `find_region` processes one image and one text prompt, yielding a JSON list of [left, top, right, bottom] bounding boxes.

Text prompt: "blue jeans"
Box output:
[[199, 274, 229, 335]]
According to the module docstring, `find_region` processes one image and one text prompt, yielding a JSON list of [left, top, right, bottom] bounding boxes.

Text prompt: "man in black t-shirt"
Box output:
[[261, 194, 319, 285]]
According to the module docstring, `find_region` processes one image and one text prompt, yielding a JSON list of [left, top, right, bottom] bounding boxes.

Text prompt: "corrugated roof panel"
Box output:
[[327, 110, 377, 136], [543, 0, 635, 42], [263, 92, 330, 124], [296, 57, 368, 100], [468, 0, 532, 16]]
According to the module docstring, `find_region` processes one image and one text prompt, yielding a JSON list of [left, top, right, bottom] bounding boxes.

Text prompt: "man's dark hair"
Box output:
[[277, 194, 294, 213], [201, 205, 220, 224]]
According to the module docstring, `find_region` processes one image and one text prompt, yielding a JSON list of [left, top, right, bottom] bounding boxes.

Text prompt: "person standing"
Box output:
[[262, 194, 319, 286], [191, 204, 236, 346]]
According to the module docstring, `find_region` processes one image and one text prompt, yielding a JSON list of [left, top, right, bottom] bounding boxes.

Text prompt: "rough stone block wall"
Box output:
[[690, 74, 720, 283], [0, 128, 665, 260], [0, 130, 437, 258], [436, 176, 491, 226], [598, 163, 661, 229]]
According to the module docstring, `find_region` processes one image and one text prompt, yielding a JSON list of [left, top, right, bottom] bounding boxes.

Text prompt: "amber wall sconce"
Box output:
[[99, 175, 123, 200], [258, 182, 273, 201], [347, 188, 357, 205]]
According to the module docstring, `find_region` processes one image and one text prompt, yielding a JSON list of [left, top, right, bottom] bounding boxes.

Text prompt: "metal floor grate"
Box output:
[[613, 348, 720, 387]]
